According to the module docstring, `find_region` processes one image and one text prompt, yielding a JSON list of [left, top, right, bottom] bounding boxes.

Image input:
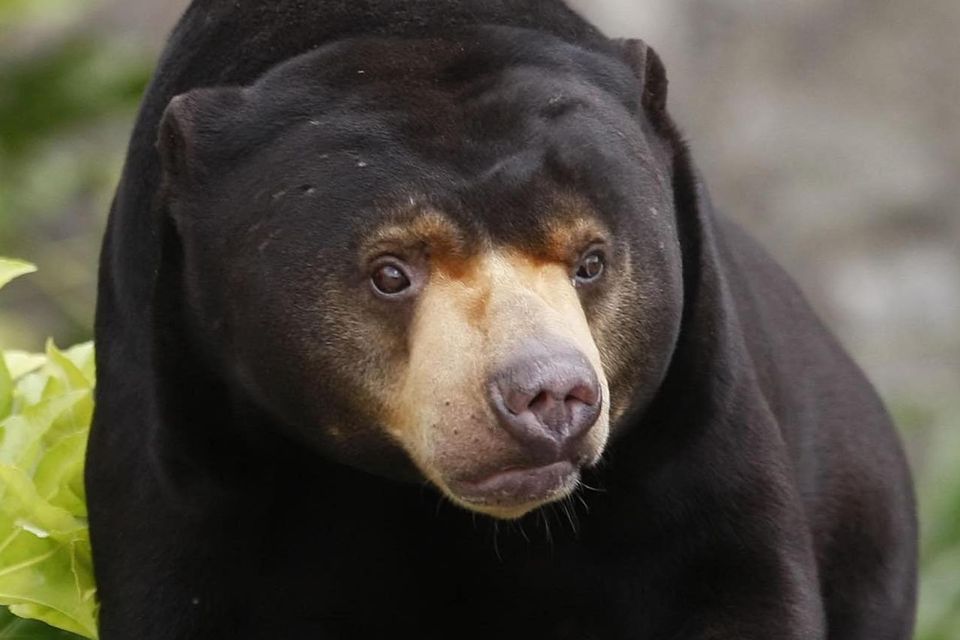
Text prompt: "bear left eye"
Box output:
[[575, 250, 606, 285]]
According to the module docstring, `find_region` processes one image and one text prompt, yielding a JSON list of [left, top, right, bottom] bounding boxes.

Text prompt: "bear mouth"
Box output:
[[448, 460, 581, 511]]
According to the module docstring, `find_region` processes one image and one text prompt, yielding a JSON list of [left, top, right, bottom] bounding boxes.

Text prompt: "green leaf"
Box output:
[[0, 465, 97, 638], [0, 356, 10, 423], [0, 606, 82, 639], [0, 259, 36, 291], [0, 337, 98, 638], [2, 353, 46, 381]]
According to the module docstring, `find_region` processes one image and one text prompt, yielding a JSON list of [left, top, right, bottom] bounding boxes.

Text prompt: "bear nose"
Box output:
[[488, 347, 602, 459]]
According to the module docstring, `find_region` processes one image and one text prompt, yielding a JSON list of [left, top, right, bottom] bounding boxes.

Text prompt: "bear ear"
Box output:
[[615, 38, 669, 118], [157, 88, 245, 187]]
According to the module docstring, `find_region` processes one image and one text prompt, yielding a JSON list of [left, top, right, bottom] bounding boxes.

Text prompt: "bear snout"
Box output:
[[487, 344, 602, 462]]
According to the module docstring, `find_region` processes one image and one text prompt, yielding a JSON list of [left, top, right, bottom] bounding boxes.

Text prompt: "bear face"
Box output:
[[155, 28, 683, 519]]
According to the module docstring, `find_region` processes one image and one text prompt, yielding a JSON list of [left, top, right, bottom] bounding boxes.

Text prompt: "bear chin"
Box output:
[[443, 460, 584, 520]]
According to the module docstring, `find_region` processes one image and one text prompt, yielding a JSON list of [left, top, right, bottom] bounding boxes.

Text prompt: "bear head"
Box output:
[[155, 27, 683, 519]]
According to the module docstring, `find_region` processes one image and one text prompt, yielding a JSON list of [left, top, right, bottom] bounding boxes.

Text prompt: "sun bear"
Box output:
[[87, 1, 917, 638]]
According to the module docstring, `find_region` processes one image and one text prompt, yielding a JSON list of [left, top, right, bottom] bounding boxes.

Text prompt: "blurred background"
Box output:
[[0, 0, 957, 637]]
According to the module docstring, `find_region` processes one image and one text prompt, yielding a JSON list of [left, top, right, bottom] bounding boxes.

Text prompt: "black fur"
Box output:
[[88, 1, 917, 638]]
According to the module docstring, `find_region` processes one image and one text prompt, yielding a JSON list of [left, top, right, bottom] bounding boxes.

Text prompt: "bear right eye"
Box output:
[[371, 259, 413, 298]]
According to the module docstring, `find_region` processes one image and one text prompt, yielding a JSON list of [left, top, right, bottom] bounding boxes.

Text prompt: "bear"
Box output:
[[86, 1, 918, 638]]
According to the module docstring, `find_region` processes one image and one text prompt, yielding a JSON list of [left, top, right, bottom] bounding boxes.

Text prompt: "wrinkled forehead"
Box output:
[[359, 192, 611, 265], [212, 28, 661, 249]]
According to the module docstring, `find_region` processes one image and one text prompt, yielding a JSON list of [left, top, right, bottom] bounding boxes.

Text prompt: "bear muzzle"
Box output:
[[487, 344, 602, 462], [437, 343, 605, 515]]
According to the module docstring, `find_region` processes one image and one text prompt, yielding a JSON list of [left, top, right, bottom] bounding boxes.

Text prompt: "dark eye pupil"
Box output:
[[577, 253, 604, 282], [372, 264, 411, 295]]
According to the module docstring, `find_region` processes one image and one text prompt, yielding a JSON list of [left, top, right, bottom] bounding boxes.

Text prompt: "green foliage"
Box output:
[[0, 37, 150, 158], [0, 14, 152, 246], [0, 0, 153, 349], [0, 0, 86, 29], [0, 607, 82, 640], [0, 259, 37, 291], [914, 409, 960, 640], [0, 264, 92, 639]]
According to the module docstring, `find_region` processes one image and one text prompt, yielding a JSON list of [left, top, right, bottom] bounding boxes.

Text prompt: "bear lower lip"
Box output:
[[450, 460, 579, 507]]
